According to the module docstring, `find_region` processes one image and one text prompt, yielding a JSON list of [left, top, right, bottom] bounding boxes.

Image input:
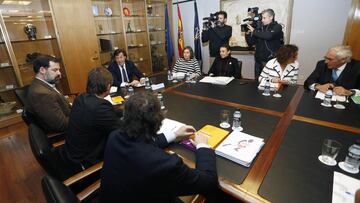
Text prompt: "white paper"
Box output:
[[199, 76, 234, 85], [215, 131, 264, 167], [332, 172, 360, 203], [110, 86, 118, 93], [151, 83, 165, 91], [157, 118, 185, 134], [315, 91, 346, 102], [172, 72, 185, 80]]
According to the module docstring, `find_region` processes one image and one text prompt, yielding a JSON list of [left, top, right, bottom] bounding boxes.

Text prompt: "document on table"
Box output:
[[332, 171, 360, 203], [199, 76, 234, 85], [315, 91, 346, 102], [157, 118, 185, 135]]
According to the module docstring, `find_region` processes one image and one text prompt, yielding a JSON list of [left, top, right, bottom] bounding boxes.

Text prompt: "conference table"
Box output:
[[118, 72, 360, 203]]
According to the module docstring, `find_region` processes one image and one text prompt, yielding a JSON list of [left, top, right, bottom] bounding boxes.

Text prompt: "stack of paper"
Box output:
[[315, 91, 346, 102], [215, 131, 264, 167], [199, 76, 234, 85], [172, 72, 185, 80], [157, 118, 185, 135], [332, 172, 360, 203], [257, 80, 279, 91]]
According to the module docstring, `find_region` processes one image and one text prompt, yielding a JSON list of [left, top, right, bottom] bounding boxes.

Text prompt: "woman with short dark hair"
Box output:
[[173, 46, 201, 76], [100, 92, 218, 203], [208, 44, 242, 78], [258, 44, 299, 87]]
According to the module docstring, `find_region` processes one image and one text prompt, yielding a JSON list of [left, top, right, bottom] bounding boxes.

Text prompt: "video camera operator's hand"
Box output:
[[247, 24, 255, 33]]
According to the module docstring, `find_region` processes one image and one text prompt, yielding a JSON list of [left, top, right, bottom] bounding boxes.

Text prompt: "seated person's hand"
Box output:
[[129, 80, 140, 86], [271, 77, 281, 83], [190, 132, 209, 147], [139, 78, 146, 85], [174, 125, 196, 142], [279, 80, 290, 85], [333, 86, 352, 96], [315, 83, 334, 93]]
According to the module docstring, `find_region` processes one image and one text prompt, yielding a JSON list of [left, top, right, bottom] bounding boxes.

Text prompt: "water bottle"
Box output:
[[262, 78, 271, 96], [157, 93, 165, 109], [344, 140, 360, 171], [232, 109, 242, 131], [128, 86, 134, 97], [185, 72, 191, 83], [144, 77, 151, 89], [322, 89, 333, 107], [167, 70, 173, 81]]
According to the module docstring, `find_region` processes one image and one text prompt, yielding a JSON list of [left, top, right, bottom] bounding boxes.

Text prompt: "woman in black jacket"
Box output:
[[208, 44, 241, 79]]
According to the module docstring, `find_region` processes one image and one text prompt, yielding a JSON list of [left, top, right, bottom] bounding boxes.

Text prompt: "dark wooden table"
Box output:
[[125, 73, 360, 202]]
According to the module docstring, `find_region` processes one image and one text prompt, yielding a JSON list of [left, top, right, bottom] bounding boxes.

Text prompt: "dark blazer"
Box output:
[[304, 59, 360, 90], [60, 93, 122, 168], [201, 25, 232, 57], [208, 56, 241, 79], [26, 78, 71, 133], [100, 130, 218, 203], [108, 60, 144, 87]]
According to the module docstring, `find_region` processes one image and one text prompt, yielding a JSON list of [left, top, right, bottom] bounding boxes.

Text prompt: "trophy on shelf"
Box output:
[[147, 5, 153, 16], [127, 22, 133, 33], [24, 24, 37, 40]]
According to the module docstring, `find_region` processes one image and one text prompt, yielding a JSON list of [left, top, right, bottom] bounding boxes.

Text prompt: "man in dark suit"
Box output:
[[100, 92, 219, 203], [304, 45, 360, 96], [60, 67, 122, 169], [108, 49, 145, 87], [27, 54, 71, 133]]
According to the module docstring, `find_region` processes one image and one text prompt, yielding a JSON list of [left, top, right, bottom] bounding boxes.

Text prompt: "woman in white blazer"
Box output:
[[258, 44, 299, 89]]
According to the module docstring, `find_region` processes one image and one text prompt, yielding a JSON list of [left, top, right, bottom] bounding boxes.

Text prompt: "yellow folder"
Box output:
[[111, 96, 124, 104], [195, 125, 230, 149]]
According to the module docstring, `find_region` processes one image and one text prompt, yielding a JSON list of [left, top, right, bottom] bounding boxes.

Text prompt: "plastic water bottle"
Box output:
[[167, 70, 173, 81], [232, 109, 243, 131], [157, 93, 165, 109], [263, 78, 271, 96], [128, 86, 134, 96], [344, 140, 360, 171], [144, 77, 151, 89], [185, 72, 191, 83], [322, 89, 333, 107]]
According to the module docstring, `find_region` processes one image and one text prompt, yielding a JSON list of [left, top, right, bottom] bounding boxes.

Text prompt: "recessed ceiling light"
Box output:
[[8, 10, 19, 13], [2, 1, 32, 5]]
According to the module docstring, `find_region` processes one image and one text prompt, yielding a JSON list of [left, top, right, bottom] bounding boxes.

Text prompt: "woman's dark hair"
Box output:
[[32, 54, 60, 73], [113, 48, 127, 58], [86, 67, 113, 95], [275, 44, 299, 64], [122, 92, 164, 141], [220, 44, 231, 51], [183, 46, 195, 59]]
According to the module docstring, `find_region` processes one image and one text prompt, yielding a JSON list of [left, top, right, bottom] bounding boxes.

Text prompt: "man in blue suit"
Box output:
[[108, 49, 145, 87]]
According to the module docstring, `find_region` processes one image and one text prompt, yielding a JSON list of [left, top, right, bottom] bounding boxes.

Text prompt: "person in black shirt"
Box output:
[[60, 67, 122, 170], [245, 9, 283, 80], [208, 44, 241, 79], [202, 11, 232, 67]]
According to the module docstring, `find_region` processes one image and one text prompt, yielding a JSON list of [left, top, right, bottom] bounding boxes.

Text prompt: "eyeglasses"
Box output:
[[324, 56, 337, 61]]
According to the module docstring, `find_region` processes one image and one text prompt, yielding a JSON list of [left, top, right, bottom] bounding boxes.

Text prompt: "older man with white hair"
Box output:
[[304, 45, 360, 96]]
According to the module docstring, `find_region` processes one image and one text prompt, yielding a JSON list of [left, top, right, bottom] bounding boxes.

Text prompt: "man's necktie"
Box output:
[[121, 66, 128, 83], [332, 69, 338, 81]]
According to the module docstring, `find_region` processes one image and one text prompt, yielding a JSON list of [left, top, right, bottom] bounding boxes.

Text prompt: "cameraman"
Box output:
[[245, 9, 283, 80], [202, 11, 232, 66]]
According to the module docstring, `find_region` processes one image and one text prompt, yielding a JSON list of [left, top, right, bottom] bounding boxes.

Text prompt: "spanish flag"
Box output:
[[177, 4, 184, 57]]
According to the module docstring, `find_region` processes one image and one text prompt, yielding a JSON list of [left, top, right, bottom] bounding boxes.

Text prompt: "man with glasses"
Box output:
[[304, 45, 360, 96]]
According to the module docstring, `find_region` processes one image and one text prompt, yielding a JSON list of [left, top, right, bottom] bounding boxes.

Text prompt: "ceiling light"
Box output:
[[2, 1, 32, 5]]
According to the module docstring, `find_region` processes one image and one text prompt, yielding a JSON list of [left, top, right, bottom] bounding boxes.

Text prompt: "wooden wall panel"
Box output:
[[344, 0, 360, 60], [50, 0, 100, 93]]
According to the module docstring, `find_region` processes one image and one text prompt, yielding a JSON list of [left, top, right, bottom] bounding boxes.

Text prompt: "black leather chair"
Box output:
[[42, 175, 80, 203], [28, 123, 81, 181], [14, 85, 36, 126]]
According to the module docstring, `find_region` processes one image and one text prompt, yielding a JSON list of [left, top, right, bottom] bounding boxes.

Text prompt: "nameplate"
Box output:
[[151, 83, 165, 91]]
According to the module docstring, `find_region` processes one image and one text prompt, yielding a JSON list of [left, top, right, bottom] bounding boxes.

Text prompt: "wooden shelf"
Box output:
[[94, 15, 122, 18], [0, 112, 22, 129], [0, 65, 13, 69], [150, 42, 165, 46], [149, 29, 165, 32], [10, 37, 57, 43], [147, 15, 164, 18], [123, 15, 145, 18], [97, 32, 123, 36], [132, 59, 150, 63], [126, 30, 146, 34], [128, 45, 147, 49]]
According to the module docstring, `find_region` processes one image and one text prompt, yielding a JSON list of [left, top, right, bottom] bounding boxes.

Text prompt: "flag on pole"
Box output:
[[193, 1, 202, 70], [177, 4, 184, 57], [165, 3, 174, 68]]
